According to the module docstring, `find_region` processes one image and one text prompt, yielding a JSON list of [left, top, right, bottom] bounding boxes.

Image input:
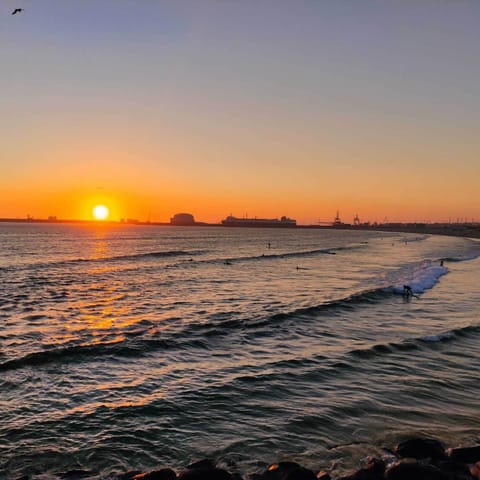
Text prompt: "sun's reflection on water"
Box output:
[[90, 229, 109, 260], [59, 230, 144, 340]]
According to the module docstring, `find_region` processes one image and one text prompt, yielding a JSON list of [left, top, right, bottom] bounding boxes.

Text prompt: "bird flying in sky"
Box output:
[[12, 8, 24, 15]]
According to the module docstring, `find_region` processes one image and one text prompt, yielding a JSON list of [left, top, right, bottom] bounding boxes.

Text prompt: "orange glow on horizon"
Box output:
[[0, 185, 476, 225]]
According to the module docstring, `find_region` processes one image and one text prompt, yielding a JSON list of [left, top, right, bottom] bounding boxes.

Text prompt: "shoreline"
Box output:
[[9, 437, 480, 480], [327, 223, 480, 240], [1, 218, 479, 239]]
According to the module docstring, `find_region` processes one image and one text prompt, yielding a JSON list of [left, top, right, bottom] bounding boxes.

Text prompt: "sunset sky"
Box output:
[[1, 0, 479, 224]]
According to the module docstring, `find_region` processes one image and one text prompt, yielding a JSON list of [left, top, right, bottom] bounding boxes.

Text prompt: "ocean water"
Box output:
[[1, 223, 480, 478]]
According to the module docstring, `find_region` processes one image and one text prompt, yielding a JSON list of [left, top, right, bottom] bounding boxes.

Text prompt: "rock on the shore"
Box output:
[[394, 438, 447, 461], [178, 459, 235, 480], [471, 462, 480, 479], [106, 438, 480, 480], [385, 459, 447, 480], [448, 446, 480, 464], [337, 457, 385, 480], [134, 469, 177, 480], [178, 468, 234, 480], [257, 462, 317, 480]]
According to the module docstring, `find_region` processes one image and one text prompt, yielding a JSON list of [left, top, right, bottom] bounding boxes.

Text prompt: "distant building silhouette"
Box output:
[[170, 213, 195, 226]]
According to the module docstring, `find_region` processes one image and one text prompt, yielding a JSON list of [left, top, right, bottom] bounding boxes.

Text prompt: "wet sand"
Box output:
[[330, 223, 480, 239]]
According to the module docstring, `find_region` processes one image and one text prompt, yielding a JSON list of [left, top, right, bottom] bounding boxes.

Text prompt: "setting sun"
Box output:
[[92, 204, 109, 221]]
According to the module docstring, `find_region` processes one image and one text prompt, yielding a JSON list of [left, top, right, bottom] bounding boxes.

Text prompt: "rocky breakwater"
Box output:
[[14, 438, 480, 480]]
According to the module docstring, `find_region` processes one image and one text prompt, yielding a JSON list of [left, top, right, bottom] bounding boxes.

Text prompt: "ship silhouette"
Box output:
[[221, 215, 296, 228]]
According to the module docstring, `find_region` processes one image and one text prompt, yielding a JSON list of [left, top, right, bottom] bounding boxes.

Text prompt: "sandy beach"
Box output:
[[330, 223, 480, 240]]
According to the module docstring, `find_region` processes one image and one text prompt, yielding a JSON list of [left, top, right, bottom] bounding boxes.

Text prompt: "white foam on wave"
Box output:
[[388, 260, 448, 295], [422, 332, 455, 342], [399, 234, 429, 244]]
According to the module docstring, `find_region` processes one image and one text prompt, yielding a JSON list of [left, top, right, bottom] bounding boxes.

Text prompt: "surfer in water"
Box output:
[[403, 285, 418, 299], [403, 285, 413, 296]]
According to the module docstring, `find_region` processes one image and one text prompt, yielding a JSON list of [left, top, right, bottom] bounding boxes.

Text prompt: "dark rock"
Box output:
[[134, 469, 177, 480], [386, 459, 448, 480], [187, 459, 217, 470], [264, 463, 301, 480], [471, 462, 480, 479], [437, 460, 473, 480], [336, 468, 378, 480], [337, 457, 385, 480], [180, 458, 233, 480], [15, 476, 29, 480], [282, 467, 317, 480], [394, 438, 447, 461], [60, 470, 95, 479], [368, 458, 386, 476], [178, 467, 234, 480], [448, 446, 480, 464], [118, 471, 143, 480]]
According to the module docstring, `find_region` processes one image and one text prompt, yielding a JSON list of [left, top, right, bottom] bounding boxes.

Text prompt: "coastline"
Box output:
[[326, 223, 480, 240], [1, 218, 479, 239], [10, 437, 480, 480]]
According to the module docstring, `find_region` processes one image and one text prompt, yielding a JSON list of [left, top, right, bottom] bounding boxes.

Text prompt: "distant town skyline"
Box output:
[[1, 209, 478, 228], [1, 1, 479, 225]]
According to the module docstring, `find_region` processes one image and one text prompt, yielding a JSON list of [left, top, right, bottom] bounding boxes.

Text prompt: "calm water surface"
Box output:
[[1, 223, 480, 478]]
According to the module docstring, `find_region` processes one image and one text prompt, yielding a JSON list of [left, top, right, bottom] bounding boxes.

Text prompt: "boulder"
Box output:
[[394, 438, 447, 461], [134, 469, 177, 480], [118, 471, 143, 480], [437, 460, 474, 480], [60, 470, 94, 479], [264, 463, 302, 480], [282, 467, 317, 480], [386, 459, 448, 480], [337, 457, 385, 480], [178, 467, 234, 480], [316, 471, 331, 480], [471, 462, 480, 479], [448, 446, 480, 464], [187, 460, 217, 470]]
